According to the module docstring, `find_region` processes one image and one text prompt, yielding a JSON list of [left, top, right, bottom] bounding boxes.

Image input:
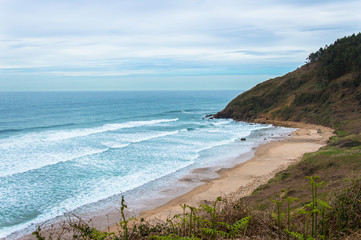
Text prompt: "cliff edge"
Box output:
[[215, 33, 361, 133]]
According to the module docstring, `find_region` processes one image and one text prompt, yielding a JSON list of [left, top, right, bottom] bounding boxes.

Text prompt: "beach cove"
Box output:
[[19, 121, 333, 239], [107, 122, 333, 233]]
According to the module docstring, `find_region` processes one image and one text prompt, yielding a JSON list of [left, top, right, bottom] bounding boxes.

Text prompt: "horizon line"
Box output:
[[0, 89, 244, 93]]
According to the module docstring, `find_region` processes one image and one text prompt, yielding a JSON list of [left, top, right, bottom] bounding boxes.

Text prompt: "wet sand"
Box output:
[[108, 122, 333, 232]]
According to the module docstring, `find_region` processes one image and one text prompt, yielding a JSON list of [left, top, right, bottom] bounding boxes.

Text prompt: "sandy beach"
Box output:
[[107, 122, 333, 232], [18, 121, 333, 239]]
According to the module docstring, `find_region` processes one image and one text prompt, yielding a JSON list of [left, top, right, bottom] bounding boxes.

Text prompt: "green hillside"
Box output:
[[215, 33, 361, 133], [213, 33, 361, 239]]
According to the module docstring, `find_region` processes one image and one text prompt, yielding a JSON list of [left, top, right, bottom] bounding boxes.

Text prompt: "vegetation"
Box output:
[[32, 175, 361, 239], [33, 33, 361, 239], [215, 33, 361, 133], [308, 33, 361, 82]]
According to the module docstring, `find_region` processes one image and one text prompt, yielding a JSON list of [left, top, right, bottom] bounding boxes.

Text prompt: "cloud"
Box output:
[[0, 0, 360, 90]]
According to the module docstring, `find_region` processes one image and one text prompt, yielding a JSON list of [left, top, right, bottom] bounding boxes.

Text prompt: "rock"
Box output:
[[241, 138, 246, 141], [264, 138, 267, 140]]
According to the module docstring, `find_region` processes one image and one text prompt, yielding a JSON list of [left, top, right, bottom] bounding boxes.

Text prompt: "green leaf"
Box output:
[[317, 199, 332, 209], [201, 227, 215, 236], [284, 229, 304, 240]]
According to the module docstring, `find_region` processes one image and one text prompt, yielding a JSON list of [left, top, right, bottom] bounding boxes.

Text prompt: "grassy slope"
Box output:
[[248, 132, 361, 208], [215, 62, 361, 133], [215, 34, 361, 220]]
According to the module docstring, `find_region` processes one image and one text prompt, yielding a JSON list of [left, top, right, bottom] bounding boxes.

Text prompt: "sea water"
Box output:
[[0, 91, 294, 238]]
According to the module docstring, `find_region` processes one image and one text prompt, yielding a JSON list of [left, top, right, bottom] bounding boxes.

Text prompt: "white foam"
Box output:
[[0, 160, 194, 239], [130, 130, 180, 143], [212, 119, 233, 126], [46, 118, 179, 141], [102, 130, 180, 149], [0, 130, 182, 178], [102, 142, 130, 149], [0, 119, 286, 238], [0, 118, 179, 149], [195, 138, 237, 153], [0, 147, 109, 178]]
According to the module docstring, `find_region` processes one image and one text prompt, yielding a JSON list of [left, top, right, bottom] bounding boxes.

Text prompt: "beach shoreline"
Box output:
[[107, 121, 333, 232], [17, 121, 333, 239]]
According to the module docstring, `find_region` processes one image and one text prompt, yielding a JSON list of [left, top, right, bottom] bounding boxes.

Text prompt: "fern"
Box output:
[[202, 215, 251, 239], [150, 234, 201, 240], [285, 229, 305, 240], [231, 216, 251, 234]]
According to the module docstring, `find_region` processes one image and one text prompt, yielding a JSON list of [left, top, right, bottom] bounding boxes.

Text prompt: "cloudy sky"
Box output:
[[0, 0, 360, 91]]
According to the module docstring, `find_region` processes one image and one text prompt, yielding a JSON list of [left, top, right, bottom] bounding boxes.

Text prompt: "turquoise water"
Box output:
[[0, 91, 293, 238]]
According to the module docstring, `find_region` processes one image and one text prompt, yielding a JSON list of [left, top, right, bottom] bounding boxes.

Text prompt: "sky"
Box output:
[[0, 0, 360, 91]]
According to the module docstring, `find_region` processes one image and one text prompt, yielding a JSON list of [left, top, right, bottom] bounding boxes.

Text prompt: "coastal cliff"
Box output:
[[215, 33, 361, 133]]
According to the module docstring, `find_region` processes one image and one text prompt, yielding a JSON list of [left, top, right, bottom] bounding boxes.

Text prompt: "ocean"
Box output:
[[0, 91, 294, 238]]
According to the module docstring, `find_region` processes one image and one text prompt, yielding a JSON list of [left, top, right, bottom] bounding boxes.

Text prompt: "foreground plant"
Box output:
[[32, 176, 360, 239]]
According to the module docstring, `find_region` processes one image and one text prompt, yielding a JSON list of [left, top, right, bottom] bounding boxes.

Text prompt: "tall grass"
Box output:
[[32, 176, 360, 239]]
